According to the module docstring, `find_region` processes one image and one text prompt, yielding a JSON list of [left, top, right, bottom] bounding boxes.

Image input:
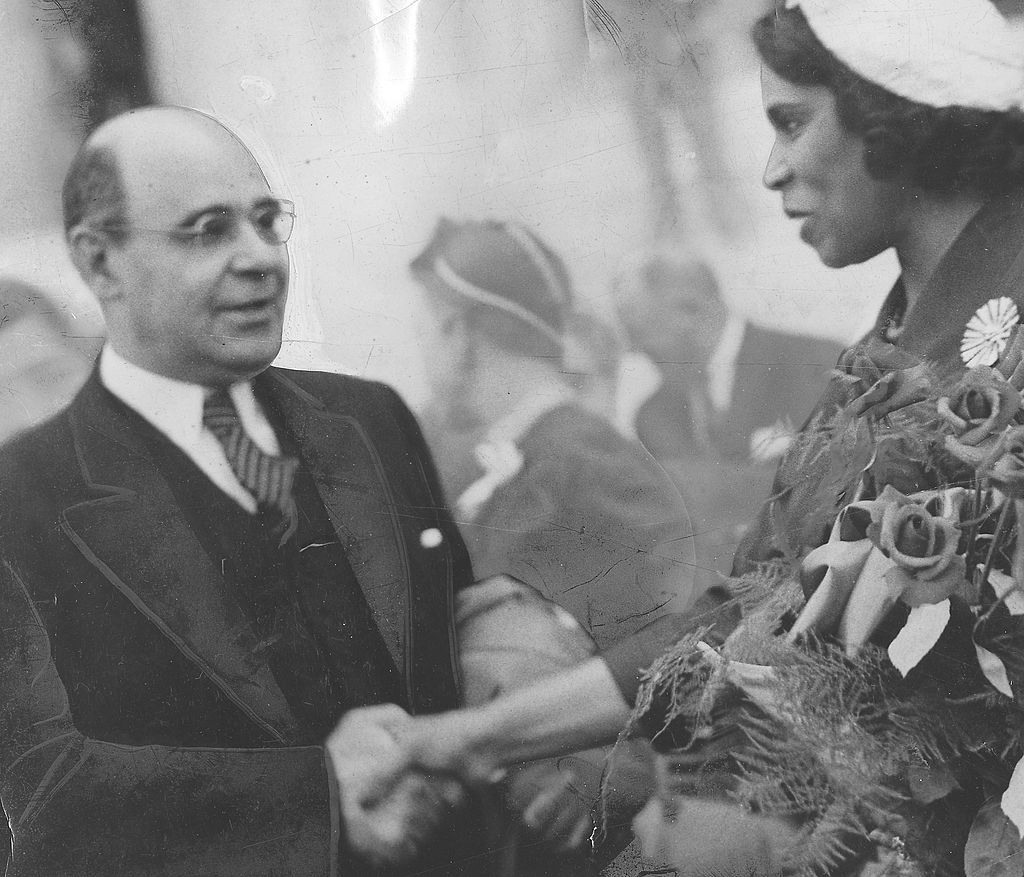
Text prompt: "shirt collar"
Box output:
[[706, 313, 747, 413], [98, 345, 256, 447]]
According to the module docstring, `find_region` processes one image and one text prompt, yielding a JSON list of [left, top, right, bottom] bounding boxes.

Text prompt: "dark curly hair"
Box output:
[[752, 2, 1024, 196]]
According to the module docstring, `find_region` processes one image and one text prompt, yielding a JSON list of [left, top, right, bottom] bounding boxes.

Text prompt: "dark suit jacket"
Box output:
[[0, 367, 473, 876], [635, 322, 843, 464]]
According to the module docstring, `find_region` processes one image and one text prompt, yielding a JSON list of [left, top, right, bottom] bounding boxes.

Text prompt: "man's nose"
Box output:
[[229, 219, 287, 276], [762, 140, 792, 190]]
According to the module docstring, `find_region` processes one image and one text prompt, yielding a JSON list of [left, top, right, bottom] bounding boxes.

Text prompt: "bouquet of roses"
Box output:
[[631, 327, 1024, 877]]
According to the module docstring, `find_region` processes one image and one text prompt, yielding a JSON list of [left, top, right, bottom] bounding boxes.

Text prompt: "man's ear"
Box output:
[[67, 225, 120, 303]]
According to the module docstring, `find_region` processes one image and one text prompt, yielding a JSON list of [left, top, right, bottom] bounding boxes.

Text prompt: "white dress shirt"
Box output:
[[706, 313, 747, 414], [99, 346, 280, 512]]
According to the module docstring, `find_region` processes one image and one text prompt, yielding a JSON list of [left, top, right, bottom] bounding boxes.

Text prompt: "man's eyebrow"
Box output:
[[177, 196, 282, 227]]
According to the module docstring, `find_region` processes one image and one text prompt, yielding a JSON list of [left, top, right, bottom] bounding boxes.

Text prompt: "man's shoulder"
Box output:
[[268, 367, 403, 415], [266, 367, 427, 461]]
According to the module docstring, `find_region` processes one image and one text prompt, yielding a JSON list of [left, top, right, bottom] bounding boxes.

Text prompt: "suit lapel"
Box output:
[[61, 376, 299, 744], [263, 371, 410, 679]]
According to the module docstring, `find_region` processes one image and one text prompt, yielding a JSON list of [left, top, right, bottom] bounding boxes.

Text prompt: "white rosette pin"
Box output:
[[961, 296, 1019, 368]]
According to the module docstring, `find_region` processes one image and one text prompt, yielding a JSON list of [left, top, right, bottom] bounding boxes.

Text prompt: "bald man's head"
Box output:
[[62, 107, 265, 240], [62, 106, 292, 386]]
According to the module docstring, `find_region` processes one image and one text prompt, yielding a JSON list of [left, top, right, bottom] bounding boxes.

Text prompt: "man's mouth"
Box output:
[[235, 298, 276, 311], [221, 296, 281, 321]]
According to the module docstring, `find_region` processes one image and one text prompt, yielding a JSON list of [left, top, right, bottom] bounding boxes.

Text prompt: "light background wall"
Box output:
[[2, 0, 898, 407]]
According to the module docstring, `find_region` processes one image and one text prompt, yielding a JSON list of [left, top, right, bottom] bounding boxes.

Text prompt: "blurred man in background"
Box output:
[[613, 247, 842, 591], [0, 278, 100, 445]]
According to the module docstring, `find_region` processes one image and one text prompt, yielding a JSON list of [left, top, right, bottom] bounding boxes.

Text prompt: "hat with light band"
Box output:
[[786, 0, 1024, 112], [410, 218, 573, 347]]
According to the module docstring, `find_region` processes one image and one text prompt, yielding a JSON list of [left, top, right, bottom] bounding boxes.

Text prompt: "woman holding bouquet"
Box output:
[[737, 0, 1024, 572], [391, 1, 1024, 873]]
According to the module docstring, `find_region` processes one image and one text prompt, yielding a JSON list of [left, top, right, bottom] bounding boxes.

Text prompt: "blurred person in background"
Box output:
[[413, 218, 695, 648], [562, 308, 628, 427], [412, 217, 696, 874], [0, 278, 100, 445], [0, 0, 149, 467], [0, 278, 99, 867], [612, 246, 842, 592]]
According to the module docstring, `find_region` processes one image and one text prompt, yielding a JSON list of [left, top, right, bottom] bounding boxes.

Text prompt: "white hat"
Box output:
[[786, 0, 1024, 112]]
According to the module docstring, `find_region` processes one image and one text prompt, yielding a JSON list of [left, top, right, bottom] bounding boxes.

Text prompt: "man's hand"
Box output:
[[326, 704, 464, 867], [396, 708, 506, 788]]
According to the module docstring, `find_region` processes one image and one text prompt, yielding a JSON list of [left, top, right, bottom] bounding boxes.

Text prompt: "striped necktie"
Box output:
[[202, 386, 299, 541]]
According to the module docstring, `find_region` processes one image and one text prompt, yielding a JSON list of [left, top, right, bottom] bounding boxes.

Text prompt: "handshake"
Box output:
[[325, 703, 597, 868]]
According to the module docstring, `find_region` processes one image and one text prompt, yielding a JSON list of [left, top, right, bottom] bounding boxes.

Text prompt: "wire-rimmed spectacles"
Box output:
[[102, 198, 296, 247]]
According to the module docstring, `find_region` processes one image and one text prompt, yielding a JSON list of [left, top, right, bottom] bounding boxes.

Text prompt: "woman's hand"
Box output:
[[509, 762, 596, 853]]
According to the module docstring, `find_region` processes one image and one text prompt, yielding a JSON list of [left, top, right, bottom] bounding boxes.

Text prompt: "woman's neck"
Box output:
[[895, 191, 987, 311], [468, 353, 571, 429]]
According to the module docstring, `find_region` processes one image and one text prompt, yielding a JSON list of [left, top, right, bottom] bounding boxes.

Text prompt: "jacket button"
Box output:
[[419, 528, 443, 549]]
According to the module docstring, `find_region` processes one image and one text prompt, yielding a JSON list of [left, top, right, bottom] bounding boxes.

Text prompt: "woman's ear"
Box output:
[[68, 225, 123, 305]]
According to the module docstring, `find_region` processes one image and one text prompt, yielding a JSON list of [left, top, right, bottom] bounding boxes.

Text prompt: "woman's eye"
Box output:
[[777, 117, 801, 137], [768, 108, 805, 138]]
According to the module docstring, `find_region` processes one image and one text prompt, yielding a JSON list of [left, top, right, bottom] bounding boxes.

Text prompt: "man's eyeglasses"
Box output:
[[103, 198, 296, 247]]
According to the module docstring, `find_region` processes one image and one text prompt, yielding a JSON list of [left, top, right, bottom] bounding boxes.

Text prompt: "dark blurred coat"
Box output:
[[635, 320, 843, 464], [434, 402, 695, 650]]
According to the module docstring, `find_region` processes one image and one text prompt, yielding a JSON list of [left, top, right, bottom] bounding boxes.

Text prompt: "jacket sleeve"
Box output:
[[0, 554, 340, 877]]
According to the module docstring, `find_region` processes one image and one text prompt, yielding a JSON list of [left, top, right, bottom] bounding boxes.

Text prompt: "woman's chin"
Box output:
[[813, 242, 874, 270], [808, 232, 889, 269]]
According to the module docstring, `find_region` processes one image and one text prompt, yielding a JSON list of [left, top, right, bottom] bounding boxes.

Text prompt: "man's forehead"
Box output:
[[106, 113, 272, 220]]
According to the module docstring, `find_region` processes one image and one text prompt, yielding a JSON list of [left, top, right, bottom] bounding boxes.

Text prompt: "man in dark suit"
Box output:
[[0, 106, 486, 876]]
